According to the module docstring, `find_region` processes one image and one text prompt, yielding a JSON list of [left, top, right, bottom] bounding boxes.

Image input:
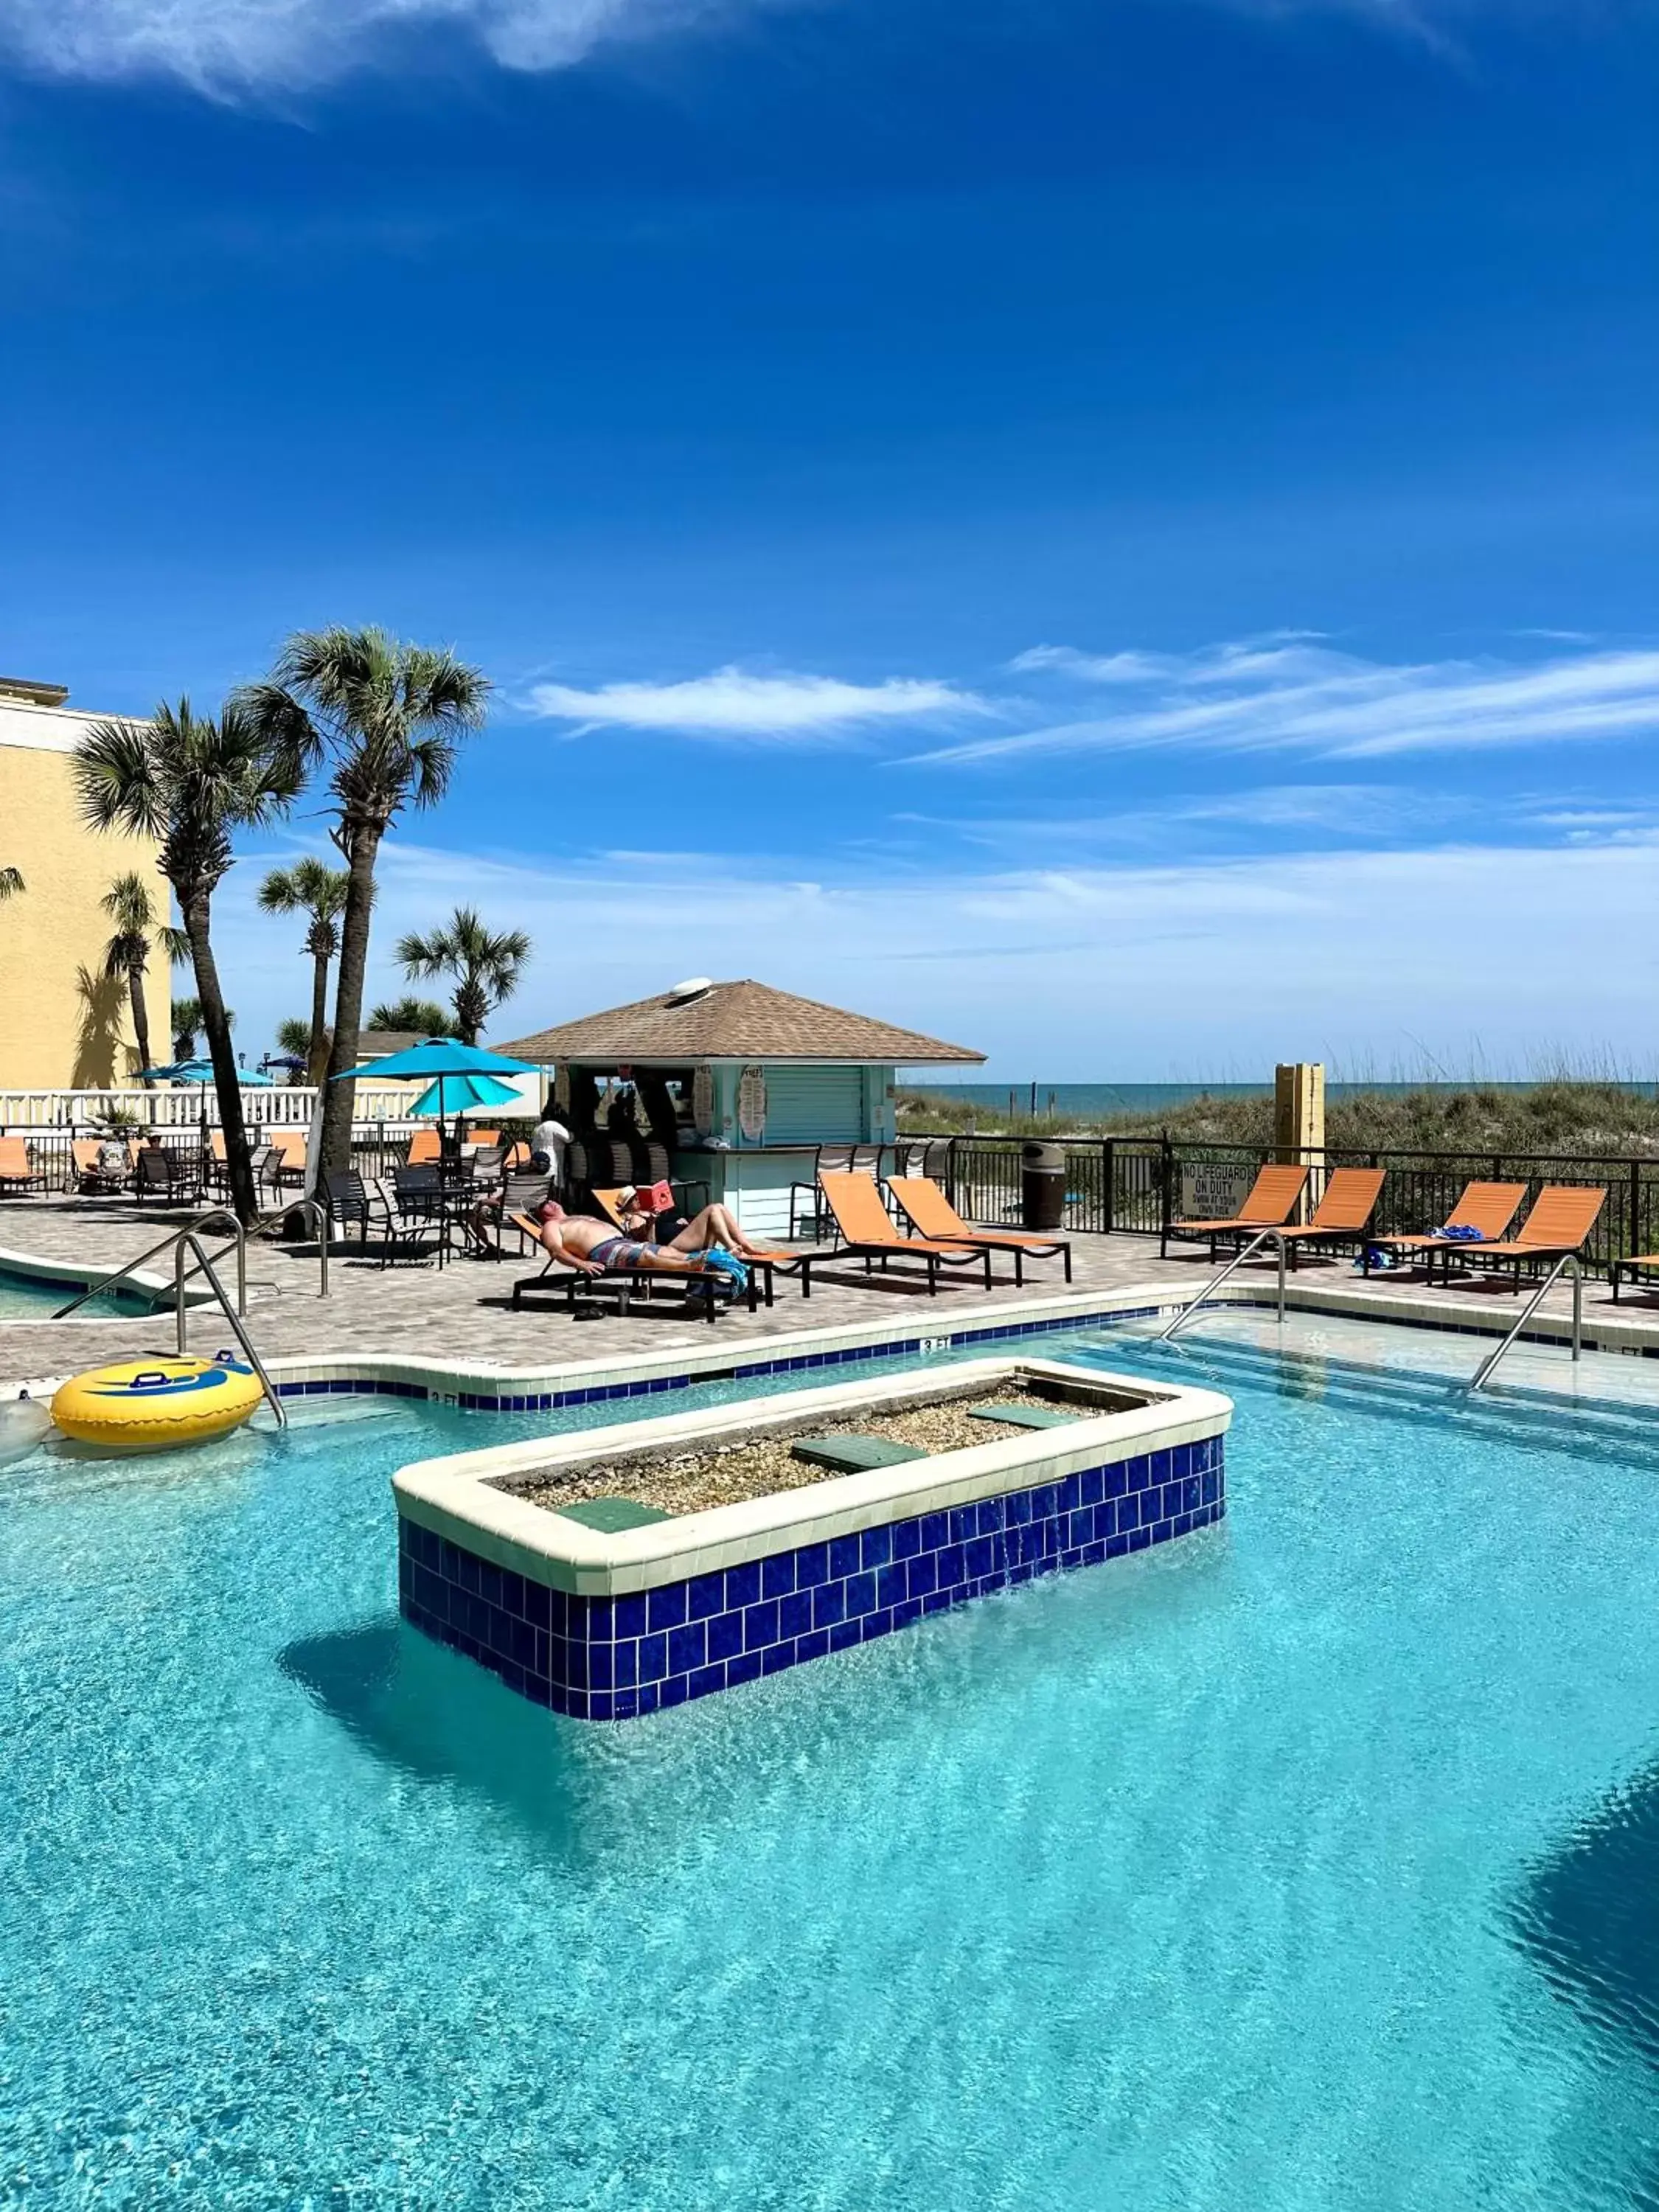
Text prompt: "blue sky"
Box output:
[[2, 0, 1657, 1078]]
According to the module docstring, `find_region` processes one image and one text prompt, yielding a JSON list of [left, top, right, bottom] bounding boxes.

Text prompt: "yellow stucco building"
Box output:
[[0, 678, 166, 1093]]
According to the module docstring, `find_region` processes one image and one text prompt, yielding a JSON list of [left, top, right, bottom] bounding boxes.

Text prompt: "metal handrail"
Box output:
[[251, 1196, 330, 1298], [173, 1234, 286, 1429], [52, 1206, 247, 1320], [1158, 1228, 1288, 1340], [1468, 1254, 1583, 1393]]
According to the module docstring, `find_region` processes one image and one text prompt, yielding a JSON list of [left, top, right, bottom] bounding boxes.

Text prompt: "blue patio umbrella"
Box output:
[[142, 1059, 275, 1085], [330, 1037, 539, 1140]]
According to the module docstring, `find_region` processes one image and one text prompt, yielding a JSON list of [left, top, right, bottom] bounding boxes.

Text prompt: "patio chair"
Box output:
[[406, 1130, 442, 1167], [798, 1172, 995, 1299], [324, 1171, 442, 1267], [888, 1175, 1072, 1284], [788, 1145, 857, 1239], [1446, 1185, 1608, 1293], [249, 1144, 286, 1204], [132, 1145, 203, 1207], [1161, 1164, 1310, 1259], [392, 1163, 444, 1225], [69, 1138, 131, 1194], [1273, 1167, 1386, 1269], [1360, 1181, 1528, 1281], [0, 1135, 48, 1194], [487, 1170, 552, 1255], [205, 1130, 255, 1198]]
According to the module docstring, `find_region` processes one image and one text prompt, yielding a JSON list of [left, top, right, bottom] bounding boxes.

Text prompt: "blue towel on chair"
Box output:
[[1429, 1223, 1486, 1242], [700, 1245, 750, 1290]]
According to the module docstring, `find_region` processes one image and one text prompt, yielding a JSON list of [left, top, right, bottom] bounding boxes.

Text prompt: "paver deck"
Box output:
[[3, 1195, 1655, 1391]]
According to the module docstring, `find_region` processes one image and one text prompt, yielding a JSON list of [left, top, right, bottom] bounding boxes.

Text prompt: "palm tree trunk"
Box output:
[[319, 828, 382, 1178], [128, 964, 154, 1088], [185, 896, 257, 1224], [307, 945, 331, 1088]]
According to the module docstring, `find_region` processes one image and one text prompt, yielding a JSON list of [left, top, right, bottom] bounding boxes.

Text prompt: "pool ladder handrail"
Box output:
[[52, 1197, 332, 1324], [51, 1211, 287, 1430], [1157, 1228, 1289, 1340], [170, 1229, 287, 1430], [1467, 1253, 1582, 1393], [52, 1206, 251, 1321], [251, 1196, 330, 1302]]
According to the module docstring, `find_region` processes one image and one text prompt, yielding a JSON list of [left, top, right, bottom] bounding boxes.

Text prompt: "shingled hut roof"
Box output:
[[501, 979, 982, 1066]]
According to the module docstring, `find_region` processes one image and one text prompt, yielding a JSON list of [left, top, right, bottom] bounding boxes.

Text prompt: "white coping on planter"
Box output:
[[5, 1269, 1650, 1405], [392, 1356, 1233, 1597]]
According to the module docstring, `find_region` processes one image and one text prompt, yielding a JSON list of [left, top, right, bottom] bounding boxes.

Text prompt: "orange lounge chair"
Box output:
[[1447, 1184, 1607, 1292], [0, 1135, 47, 1194], [406, 1130, 442, 1166], [800, 1172, 994, 1298], [888, 1175, 1072, 1284], [1272, 1166, 1385, 1267], [1361, 1180, 1527, 1280], [1162, 1163, 1310, 1259]]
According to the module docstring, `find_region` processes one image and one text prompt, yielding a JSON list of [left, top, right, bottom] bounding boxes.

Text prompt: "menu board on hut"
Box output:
[[737, 1065, 767, 1143]]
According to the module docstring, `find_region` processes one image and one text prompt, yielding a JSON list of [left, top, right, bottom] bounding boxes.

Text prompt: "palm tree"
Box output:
[[99, 871, 185, 1087], [368, 995, 449, 1034], [172, 995, 203, 1059], [236, 627, 490, 1177], [74, 700, 303, 1222], [0, 866, 21, 899], [394, 908, 532, 1046], [173, 996, 235, 1059], [257, 857, 352, 1085], [275, 1016, 315, 1062]]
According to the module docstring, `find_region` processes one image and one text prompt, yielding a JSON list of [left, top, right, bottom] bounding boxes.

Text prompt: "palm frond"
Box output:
[[74, 716, 164, 838]]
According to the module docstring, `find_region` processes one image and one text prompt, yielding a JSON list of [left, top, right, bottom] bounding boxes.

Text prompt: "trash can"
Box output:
[[1021, 1140, 1066, 1231]]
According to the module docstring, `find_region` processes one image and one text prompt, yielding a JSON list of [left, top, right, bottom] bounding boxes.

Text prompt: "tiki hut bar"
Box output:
[[501, 978, 983, 1238]]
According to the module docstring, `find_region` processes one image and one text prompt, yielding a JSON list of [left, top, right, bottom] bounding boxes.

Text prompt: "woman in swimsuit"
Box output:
[[537, 1201, 767, 1276]]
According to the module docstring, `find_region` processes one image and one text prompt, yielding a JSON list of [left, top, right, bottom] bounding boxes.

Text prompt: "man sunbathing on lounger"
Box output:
[[535, 1200, 767, 1278]]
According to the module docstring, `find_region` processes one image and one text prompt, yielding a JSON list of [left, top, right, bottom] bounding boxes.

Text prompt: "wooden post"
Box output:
[[1274, 1062, 1325, 1220]]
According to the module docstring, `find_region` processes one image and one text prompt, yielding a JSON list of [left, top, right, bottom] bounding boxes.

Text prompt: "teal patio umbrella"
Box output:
[[330, 1037, 538, 1144], [138, 1058, 277, 1147], [409, 1071, 521, 1118], [142, 1059, 275, 1085]]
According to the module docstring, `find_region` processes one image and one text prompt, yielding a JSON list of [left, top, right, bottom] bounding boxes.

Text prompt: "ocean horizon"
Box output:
[[911, 1078, 1659, 1116]]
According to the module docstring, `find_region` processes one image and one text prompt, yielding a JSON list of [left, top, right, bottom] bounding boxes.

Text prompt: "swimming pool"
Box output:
[[5, 1318, 1658, 2208], [0, 1263, 156, 1319]]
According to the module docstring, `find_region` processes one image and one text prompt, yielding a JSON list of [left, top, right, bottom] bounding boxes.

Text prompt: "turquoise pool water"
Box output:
[[5, 1324, 1659, 2208], [0, 1267, 153, 1318]]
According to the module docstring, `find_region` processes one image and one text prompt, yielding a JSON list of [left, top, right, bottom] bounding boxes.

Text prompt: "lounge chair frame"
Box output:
[[887, 1175, 1073, 1284], [1161, 1164, 1310, 1261], [799, 1172, 995, 1298]]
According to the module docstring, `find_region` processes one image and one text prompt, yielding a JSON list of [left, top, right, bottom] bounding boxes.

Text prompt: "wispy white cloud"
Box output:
[[526, 665, 992, 742], [0, 0, 782, 92], [904, 640, 1659, 767], [0, 0, 1544, 93], [215, 830, 1659, 1075]]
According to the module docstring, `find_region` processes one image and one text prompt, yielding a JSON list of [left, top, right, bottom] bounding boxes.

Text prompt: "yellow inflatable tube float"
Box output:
[[52, 1354, 265, 1451]]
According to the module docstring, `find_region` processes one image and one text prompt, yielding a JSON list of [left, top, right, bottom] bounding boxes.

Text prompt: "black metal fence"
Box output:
[[891, 1133, 1658, 1281], [10, 1121, 1659, 1281]]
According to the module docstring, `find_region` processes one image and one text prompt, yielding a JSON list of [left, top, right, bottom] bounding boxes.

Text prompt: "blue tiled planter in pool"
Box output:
[[398, 1430, 1225, 1722]]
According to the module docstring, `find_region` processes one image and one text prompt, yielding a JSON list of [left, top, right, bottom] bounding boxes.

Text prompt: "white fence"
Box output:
[[0, 1085, 445, 1133]]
